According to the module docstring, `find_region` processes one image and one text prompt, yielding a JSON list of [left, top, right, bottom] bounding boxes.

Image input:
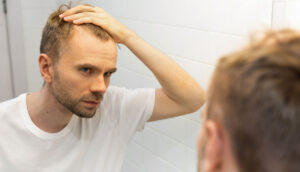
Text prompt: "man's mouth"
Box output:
[[83, 100, 100, 106]]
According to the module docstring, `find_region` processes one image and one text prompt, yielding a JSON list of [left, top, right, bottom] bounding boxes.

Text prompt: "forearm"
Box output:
[[124, 34, 205, 110]]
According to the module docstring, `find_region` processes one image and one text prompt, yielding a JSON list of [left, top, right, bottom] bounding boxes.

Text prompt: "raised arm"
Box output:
[[60, 5, 205, 121]]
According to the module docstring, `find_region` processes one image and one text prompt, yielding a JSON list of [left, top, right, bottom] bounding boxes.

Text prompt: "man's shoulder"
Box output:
[[104, 86, 154, 102], [106, 86, 126, 93], [103, 86, 155, 106], [0, 94, 26, 115], [106, 86, 155, 95], [104, 86, 126, 100]]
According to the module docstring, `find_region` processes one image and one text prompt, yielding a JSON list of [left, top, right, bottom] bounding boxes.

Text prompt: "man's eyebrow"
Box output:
[[75, 63, 117, 73], [75, 63, 98, 69]]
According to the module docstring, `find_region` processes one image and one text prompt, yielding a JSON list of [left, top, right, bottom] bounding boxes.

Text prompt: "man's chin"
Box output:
[[72, 105, 99, 118], [74, 111, 97, 118], [77, 101, 102, 116]]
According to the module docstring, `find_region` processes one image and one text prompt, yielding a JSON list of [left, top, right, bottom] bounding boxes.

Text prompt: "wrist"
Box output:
[[122, 31, 138, 45]]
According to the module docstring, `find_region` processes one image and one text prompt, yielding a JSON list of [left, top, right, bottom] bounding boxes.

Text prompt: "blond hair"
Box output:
[[40, 4, 112, 64], [208, 29, 300, 172]]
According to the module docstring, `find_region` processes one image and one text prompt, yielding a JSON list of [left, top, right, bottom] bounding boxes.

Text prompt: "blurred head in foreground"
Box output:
[[198, 29, 300, 172]]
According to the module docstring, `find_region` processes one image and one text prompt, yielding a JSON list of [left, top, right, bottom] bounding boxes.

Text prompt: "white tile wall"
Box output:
[[272, 1, 287, 29], [271, 0, 300, 29], [20, 0, 58, 92], [209, 0, 273, 35], [17, 0, 298, 171], [285, 1, 300, 29], [122, 160, 145, 172], [0, 5, 13, 101], [126, 141, 182, 172]]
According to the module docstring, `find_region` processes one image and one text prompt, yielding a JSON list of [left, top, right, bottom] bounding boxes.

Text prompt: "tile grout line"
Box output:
[[143, 125, 198, 152], [117, 16, 247, 37], [129, 141, 184, 172]]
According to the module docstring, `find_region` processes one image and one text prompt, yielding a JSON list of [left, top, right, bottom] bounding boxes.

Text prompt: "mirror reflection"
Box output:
[[0, 1, 299, 172]]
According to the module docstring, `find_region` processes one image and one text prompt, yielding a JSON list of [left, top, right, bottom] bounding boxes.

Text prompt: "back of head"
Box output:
[[40, 3, 112, 64], [208, 29, 300, 172]]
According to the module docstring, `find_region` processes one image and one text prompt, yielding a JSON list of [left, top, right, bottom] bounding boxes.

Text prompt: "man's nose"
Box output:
[[90, 75, 107, 93]]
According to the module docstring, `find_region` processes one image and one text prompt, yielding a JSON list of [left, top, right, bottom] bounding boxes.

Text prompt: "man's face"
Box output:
[[50, 26, 117, 118]]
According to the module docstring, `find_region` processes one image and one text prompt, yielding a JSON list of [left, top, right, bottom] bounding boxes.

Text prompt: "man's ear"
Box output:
[[205, 120, 224, 172], [39, 53, 54, 84]]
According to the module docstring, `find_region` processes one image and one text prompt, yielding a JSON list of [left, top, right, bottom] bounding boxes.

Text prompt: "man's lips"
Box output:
[[83, 101, 100, 106]]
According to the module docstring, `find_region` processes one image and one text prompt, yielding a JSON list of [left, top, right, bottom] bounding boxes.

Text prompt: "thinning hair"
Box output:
[[208, 29, 300, 172], [40, 3, 112, 64]]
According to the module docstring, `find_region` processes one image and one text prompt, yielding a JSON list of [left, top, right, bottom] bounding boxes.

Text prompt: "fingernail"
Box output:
[[59, 14, 64, 18]]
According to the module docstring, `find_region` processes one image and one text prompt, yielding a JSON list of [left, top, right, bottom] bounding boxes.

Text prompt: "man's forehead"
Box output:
[[68, 26, 110, 44], [51, 33, 117, 72], [62, 26, 116, 55]]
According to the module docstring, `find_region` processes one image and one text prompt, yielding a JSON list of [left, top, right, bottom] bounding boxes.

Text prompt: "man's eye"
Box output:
[[104, 72, 113, 77], [81, 68, 91, 73]]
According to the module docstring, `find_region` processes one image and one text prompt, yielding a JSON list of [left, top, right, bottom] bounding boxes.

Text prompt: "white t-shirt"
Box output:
[[0, 86, 155, 172]]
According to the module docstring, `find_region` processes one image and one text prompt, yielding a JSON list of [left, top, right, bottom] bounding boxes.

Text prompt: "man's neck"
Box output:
[[26, 85, 73, 133]]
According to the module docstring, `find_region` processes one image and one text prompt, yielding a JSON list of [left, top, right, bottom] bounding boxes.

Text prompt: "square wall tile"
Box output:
[[210, 0, 273, 35]]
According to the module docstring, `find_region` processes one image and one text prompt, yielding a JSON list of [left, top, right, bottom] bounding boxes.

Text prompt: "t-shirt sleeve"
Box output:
[[103, 86, 155, 135]]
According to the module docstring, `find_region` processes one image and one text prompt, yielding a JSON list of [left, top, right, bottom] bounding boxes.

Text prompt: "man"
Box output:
[[0, 4, 204, 172], [197, 29, 300, 172]]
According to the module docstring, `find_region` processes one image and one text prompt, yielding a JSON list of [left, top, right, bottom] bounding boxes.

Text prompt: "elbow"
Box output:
[[186, 89, 206, 113]]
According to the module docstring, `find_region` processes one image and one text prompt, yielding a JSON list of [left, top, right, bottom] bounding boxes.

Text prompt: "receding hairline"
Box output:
[[40, 3, 113, 64]]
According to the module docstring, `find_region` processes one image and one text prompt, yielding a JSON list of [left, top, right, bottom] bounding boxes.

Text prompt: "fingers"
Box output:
[[59, 5, 107, 27], [72, 17, 109, 30], [72, 17, 97, 25], [59, 5, 99, 18], [57, 4, 130, 43], [62, 12, 107, 27], [63, 12, 102, 22]]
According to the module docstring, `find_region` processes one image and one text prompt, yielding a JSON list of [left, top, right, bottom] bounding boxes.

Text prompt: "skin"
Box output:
[[50, 27, 117, 118], [197, 96, 239, 172], [27, 26, 117, 133], [27, 4, 205, 133]]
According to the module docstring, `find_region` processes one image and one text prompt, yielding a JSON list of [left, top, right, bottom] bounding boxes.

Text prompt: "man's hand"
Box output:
[[60, 5, 136, 44]]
